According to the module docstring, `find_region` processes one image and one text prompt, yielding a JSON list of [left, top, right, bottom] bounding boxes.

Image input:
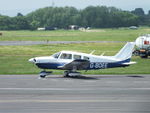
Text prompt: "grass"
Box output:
[[0, 27, 150, 75], [0, 43, 124, 56], [0, 43, 150, 74], [1, 27, 150, 41]]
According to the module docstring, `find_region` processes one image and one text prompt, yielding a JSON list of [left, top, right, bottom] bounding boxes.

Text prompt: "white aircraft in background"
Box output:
[[29, 42, 136, 78]]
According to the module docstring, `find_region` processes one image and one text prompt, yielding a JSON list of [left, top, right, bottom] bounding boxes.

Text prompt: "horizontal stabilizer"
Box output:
[[122, 61, 136, 65]]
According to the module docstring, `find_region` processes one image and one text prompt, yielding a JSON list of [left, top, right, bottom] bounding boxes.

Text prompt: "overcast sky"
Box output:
[[0, 0, 150, 16]]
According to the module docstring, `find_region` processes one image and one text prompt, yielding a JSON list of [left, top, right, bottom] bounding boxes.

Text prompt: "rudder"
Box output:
[[114, 42, 135, 60]]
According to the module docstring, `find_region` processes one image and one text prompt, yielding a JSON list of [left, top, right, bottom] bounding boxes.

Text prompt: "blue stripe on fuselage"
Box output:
[[36, 63, 65, 69], [88, 59, 130, 70], [35, 59, 130, 70]]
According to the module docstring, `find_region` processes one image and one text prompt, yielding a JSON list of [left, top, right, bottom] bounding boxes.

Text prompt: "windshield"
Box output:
[[52, 52, 60, 59], [60, 53, 72, 59]]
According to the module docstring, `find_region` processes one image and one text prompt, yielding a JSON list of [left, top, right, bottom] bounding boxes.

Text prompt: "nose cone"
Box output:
[[28, 58, 36, 63]]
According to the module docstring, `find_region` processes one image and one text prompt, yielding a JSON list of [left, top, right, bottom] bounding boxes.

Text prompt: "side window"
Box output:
[[83, 56, 89, 60], [60, 53, 72, 59], [73, 55, 81, 60]]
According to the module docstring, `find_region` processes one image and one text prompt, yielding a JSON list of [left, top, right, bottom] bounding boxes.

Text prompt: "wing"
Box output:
[[58, 59, 90, 70]]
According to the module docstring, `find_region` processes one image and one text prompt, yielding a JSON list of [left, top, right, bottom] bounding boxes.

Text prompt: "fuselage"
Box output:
[[29, 51, 130, 70]]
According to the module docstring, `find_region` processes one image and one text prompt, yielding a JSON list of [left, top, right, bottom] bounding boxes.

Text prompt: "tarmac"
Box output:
[[0, 74, 150, 113]]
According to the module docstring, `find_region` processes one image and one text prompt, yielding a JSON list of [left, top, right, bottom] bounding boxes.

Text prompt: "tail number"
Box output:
[[90, 62, 108, 69]]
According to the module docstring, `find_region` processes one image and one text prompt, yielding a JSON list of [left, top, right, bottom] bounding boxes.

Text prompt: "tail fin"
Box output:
[[114, 42, 135, 60]]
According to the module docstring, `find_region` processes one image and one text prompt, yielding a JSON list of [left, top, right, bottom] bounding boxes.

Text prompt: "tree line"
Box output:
[[0, 6, 150, 30]]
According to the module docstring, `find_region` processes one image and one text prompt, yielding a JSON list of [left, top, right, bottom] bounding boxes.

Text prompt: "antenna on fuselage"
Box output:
[[100, 52, 105, 56], [90, 50, 95, 55]]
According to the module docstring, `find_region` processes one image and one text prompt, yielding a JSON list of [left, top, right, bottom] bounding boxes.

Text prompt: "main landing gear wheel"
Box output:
[[64, 71, 81, 77], [64, 71, 69, 77]]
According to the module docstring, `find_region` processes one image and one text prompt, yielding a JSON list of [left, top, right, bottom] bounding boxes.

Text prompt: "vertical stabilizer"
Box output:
[[114, 42, 135, 60]]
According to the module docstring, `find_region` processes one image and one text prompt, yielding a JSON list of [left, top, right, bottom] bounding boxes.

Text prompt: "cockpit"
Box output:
[[52, 52, 61, 59], [52, 52, 73, 59], [51, 51, 89, 60], [60, 53, 72, 59]]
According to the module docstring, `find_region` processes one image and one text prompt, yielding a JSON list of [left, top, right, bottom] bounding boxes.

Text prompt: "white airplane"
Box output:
[[29, 42, 136, 78]]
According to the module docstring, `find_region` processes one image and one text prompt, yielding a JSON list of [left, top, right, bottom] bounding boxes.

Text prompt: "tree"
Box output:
[[0, 15, 30, 30], [0, 6, 142, 30], [131, 8, 145, 16], [148, 10, 150, 15], [131, 8, 147, 25], [17, 13, 23, 17], [30, 20, 40, 30], [0, 16, 12, 30], [12, 16, 30, 30]]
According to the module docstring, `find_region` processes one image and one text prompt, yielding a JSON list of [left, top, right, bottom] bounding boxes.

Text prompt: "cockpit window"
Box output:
[[73, 55, 81, 60], [60, 53, 72, 59], [52, 52, 60, 59]]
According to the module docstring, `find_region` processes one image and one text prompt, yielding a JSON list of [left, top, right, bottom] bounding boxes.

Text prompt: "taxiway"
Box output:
[[0, 74, 150, 113], [0, 41, 126, 46]]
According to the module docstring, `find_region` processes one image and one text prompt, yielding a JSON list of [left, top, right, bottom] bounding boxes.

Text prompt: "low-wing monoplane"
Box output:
[[29, 42, 136, 78]]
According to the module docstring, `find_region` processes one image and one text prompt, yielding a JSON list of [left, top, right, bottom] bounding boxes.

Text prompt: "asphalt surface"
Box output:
[[0, 74, 150, 113], [0, 41, 126, 46]]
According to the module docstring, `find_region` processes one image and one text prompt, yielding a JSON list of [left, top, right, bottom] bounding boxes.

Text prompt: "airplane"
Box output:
[[29, 42, 136, 78]]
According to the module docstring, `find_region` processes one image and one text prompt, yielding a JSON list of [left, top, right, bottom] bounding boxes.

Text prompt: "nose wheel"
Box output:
[[39, 71, 47, 78]]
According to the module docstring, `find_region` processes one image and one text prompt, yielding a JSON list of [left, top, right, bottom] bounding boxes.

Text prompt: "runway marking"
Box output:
[[0, 87, 150, 91], [0, 88, 69, 91], [0, 99, 150, 103]]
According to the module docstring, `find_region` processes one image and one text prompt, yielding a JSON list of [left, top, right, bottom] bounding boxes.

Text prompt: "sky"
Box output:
[[0, 0, 150, 17]]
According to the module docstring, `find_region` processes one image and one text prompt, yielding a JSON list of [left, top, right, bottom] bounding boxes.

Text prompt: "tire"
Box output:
[[133, 50, 139, 56], [40, 74, 46, 78], [64, 71, 69, 77], [141, 55, 148, 58], [40, 71, 47, 78]]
